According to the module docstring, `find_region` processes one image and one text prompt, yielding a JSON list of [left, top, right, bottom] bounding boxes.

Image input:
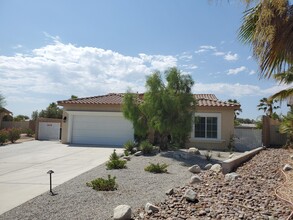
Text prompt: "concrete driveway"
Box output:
[[0, 140, 121, 215]]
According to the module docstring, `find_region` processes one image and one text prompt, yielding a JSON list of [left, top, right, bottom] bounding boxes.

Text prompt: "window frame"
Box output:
[[192, 113, 221, 140]]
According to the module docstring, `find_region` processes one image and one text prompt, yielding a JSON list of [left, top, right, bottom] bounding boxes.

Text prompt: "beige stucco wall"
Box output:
[[60, 104, 122, 144], [186, 107, 235, 150]]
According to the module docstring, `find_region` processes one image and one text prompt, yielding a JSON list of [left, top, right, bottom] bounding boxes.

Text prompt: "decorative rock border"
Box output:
[[221, 147, 264, 174]]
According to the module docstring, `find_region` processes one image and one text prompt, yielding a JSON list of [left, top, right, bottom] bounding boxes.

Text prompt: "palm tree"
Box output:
[[279, 109, 293, 147], [239, 0, 293, 78], [257, 97, 280, 118]]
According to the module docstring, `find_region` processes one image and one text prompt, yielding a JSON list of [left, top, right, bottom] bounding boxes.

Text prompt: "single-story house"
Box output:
[[57, 93, 240, 149], [0, 108, 12, 129]]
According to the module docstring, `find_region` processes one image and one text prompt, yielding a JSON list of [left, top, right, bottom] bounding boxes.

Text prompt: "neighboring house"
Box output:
[[0, 108, 13, 129], [57, 93, 240, 149]]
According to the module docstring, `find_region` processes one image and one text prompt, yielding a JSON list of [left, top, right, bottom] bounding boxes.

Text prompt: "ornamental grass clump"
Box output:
[[106, 149, 127, 170], [86, 175, 117, 191], [123, 140, 136, 155], [144, 162, 168, 173], [139, 140, 154, 155]]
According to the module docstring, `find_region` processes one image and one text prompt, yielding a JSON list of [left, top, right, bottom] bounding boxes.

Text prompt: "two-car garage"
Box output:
[[66, 111, 134, 146]]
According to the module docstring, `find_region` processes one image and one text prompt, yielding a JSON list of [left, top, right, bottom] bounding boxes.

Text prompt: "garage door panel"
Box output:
[[71, 114, 133, 146]]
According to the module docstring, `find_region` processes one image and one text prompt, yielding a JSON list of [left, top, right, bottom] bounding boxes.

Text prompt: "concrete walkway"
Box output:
[[0, 140, 121, 215]]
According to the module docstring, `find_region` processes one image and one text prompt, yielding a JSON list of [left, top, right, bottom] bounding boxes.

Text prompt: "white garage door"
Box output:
[[71, 113, 134, 146], [38, 122, 60, 140]]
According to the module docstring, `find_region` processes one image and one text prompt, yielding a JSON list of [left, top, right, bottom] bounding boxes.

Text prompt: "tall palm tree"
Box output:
[[257, 97, 280, 118], [239, 0, 293, 78], [279, 109, 293, 147]]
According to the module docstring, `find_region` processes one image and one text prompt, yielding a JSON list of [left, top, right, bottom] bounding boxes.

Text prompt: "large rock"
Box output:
[[113, 205, 132, 220], [210, 164, 222, 173], [145, 203, 159, 213], [188, 147, 201, 155], [190, 175, 202, 184], [204, 163, 212, 170], [123, 156, 131, 161], [134, 151, 142, 156], [183, 189, 198, 202], [283, 164, 293, 171], [225, 172, 240, 181], [188, 165, 201, 173]]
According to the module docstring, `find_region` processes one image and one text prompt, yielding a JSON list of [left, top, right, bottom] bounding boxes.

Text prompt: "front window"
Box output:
[[194, 115, 219, 139]]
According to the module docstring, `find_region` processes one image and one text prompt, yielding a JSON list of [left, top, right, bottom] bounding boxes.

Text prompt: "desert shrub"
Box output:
[[123, 140, 136, 154], [106, 150, 127, 170], [139, 140, 154, 155], [25, 128, 34, 137], [0, 129, 8, 145], [144, 163, 168, 173], [86, 175, 117, 191], [204, 150, 212, 161], [7, 128, 21, 143]]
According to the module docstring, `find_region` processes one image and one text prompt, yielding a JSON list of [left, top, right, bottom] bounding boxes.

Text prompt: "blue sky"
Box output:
[[0, 0, 291, 119]]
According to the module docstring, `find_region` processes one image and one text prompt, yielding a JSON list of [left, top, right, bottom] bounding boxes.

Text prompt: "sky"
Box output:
[[0, 0, 291, 120]]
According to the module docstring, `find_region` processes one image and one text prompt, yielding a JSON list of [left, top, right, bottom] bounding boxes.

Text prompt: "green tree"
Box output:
[[239, 0, 293, 101], [13, 115, 29, 121], [123, 67, 196, 149], [0, 93, 6, 111], [279, 108, 293, 147], [227, 99, 242, 119], [257, 97, 280, 118], [31, 110, 39, 121], [71, 95, 78, 100], [38, 103, 63, 119]]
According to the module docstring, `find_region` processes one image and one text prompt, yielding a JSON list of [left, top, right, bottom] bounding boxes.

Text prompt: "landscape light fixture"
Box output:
[[47, 170, 55, 195], [63, 116, 67, 123]]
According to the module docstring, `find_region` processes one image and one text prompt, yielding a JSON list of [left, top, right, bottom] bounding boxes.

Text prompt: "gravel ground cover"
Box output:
[[0, 151, 216, 220], [1, 148, 292, 220], [133, 148, 293, 220]]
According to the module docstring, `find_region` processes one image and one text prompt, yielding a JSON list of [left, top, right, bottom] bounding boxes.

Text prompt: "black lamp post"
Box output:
[[47, 170, 54, 195]]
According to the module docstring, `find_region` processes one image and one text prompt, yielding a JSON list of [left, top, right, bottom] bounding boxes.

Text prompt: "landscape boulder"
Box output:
[[188, 165, 201, 174], [134, 151, 142, 156], [190, 175, 202, 184], [113, 205, 132, 220], [183, 189, 198, 202], [283, 164, 293, 171], [145, 203, 159, 213], [204, 163, 212, 170], [225, 172, 240, 181], [188, 147, 201, 155], [210, 164, 222, 173], [123, 156, 131, 161]]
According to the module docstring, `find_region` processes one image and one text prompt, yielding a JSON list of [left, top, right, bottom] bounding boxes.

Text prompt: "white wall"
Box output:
[[234, 128, 262, 152]]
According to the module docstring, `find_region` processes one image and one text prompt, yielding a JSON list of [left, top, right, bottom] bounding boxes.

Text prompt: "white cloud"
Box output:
[[213, 51, 225, 56], [249, 70, 256, 75], [247, 56, 252, 60], [227, 66, 247, 75], [195, 45, 216, 54], [0, 39, 178, 100], [224, 52, 238, 61], [181, 64, 198, 70], [193, 82, 261, 97], [178, 52, 193, 61], [12, 44, 23, 49]]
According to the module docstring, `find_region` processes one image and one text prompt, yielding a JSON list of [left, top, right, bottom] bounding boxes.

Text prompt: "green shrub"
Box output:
[[86, 175, 117, 191], [0, 129, 8, 145], [25, 128, 34, 137], [139, 140, 154, 155], [106, 150, 127, 169], [123, 140, 136, 154], [7, 128, 21, 143], [144, 163, 168, 173], [124, 150, 129, 156]]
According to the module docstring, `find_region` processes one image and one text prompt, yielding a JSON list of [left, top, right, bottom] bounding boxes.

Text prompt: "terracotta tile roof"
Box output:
[[58, 93, 125, 105], [58, 93, 240, 109], [0, 107, 12, 114], [194, 94, 241, 108]]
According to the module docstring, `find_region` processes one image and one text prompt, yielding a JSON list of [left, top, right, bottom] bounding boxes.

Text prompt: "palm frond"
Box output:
[[269, 87, 293, 101]]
